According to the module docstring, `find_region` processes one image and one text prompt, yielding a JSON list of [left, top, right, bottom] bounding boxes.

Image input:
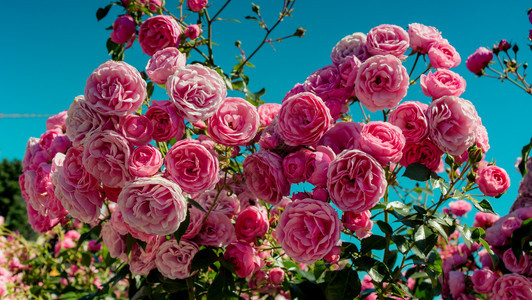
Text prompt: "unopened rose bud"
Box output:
[[466, 47, 493, 75], [235, 40, 241, 47], [295, 27, 306, 38], [512, 44, 519, 53], [251, 3, 260, 14], [498, 39, 511, 52]]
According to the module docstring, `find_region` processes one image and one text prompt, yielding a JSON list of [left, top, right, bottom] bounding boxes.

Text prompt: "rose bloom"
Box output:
[[207, 97, 260, 146], [277, 92, 333, 146], [145, 100, 185, 142], [156, 239, 199, 279], [129, 236, 163, 275], [26, 202, 59, 234], [448, 271, 466, 298], [224, 242, 260, 278], [257, 103, 281, 128], [400, 139, 443, 172], [277, 199, 341, 264], [366, 24, 410, 58], [235, 206, 269, 243], [318, 121, 363, 155], [166, 64, 227, 122], [146, 47, 186, 85], [427, 41, 461, 69], [184, 24, 202, 39], [139, 15, 181, 56], [128, 145, 163, 177], [354, 55, 409, 113], [327, 149, 386, 213], [196, 211, 235, 247], [342, 210, 373, 238], [243, 150, 290, 205], [426, 96, 479, 156], [65, 96, 117, 146], [408, 23, 443, 54], [101, 222, 127, 260], [502, 249, 531, 274], [122, 0, 161, 11], [269, 268, 285, 286], [305, 146, 335, 187], [471, 268, 497, 294], [491, 274, 532, 300], [187, 0, 207, 12], [110, 15, 136, 47], [117, 176, 187, 236], [182, 207, 205, 240], [303, 64, 346, 101], [282, 150, 310, 184], [338, 55, 362, 97], [84, 60, 146, 116], [119, 114, 153, 146], [420, 69, 466, 99], [466, 47, 494, 74], [475, 165, 511, 197], [196, 189, 240, 218], [448, 200, 472, 217], [46, 110, 67, 132], [476, 119, 490, 153], [356, 121, 405, 165], [330, 32, 369, 64], [473, 211, 500, 229]]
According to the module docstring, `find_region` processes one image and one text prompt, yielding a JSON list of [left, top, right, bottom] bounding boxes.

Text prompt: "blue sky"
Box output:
[[1, 0, 531, 217]]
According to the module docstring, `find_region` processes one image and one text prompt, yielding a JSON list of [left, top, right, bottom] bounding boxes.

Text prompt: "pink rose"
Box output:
[[184, 24, 202, 39], [110, 209, 154, 242], [476, 119, 490, 153], [277, 199, 341, 264], [428, 41, 461, 69], [187, 0, 207, 12], [305, 146, 335, 187], [166, 64, 227, 122], [420, 69, 466, 99], [473, 212, 500, 229], [466, 47, 493, 74], [448, 200, 472, 217], [269, 268, 285, 285], [327, 149, 386, 213], [88, 240, 102, 251], [65, 96, 117, 146], [119, 114, 153, 146], [357, 121, 405, 166], [426, 96, 479, 156], [491, 274, 532, 300], [355, 55, 409, 113], [165, 139, 219, 194], [110, 15, 136, 47], [224, 242, 260, 278], [128, 144, 163, 177], [503, 249, 531, 274], [476, 165, 511, 197], [145, 100, 185, 142], [478, 249, 494, 269], [146, 47, 186, 85], [257, 103, 281, 128], [408, 23, 443, 54], [338, 55, 362, 97], [235, 206, 269, 243], [156, 239, 199, 279], [366, 24, 410, 58], [330, 32, 369, 64], [129, 236, 163, 275], [472, 268, 497, 293], [318, 121, 363, 154], [448, 271, 466, 298], [139, 15, 181, 56], [46, 111, 67, 132], [84, 60, 146, 116], [182, 207, 205, 240], [207, 97, 260, 146], [243, 150, 290, 205], [342, 210, 373, 238], [282, 150, 310, 184], [196, 189, 240, 218], [303, 65, 346, 101], [400, 139, 443, 172], [277, 92, 333, 146], [101, 222, 127, 260], [122, 0, 161, 12], [26, 203, 59, 233], [118, 176, 187, 236], [196, 211, 235, 247]]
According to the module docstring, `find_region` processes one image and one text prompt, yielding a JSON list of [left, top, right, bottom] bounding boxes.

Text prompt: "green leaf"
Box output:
[[96, 4, 113, 21], [191, 248, 219, 272], [313, 260, 327, 281], [384, 250, 398, 268], [387, 201, 410, 217], [479, 238, 499, 268], [188, 198, 207, 213], [126, 233, 136, 254], [392, 235, 410, 254], [81, 253, 92, 267], [207, 266, 237, 300], [427, 219, 450, 240], [518, 138, 532, 176], [413, 226, 438, 256], [376, 220, 393, 235], [324, 268, 361, 300], [511, 218, 532, 260], [402, 163, 438, 182], [426, 250, 443, 276], [146, 82, 154, 100], [368, 261, 391, 283], [472, 198, 497, 215], [173, 207, 191, 244], [340, 242, 359, 259], [361, 235, 386, 253], [290, 281, 325, 300]]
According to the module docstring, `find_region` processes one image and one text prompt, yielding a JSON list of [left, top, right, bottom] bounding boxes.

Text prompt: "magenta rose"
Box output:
[[305, 146, 335, 187], [277, 199, 341, 264], [356, 121, 405, 165], [128, 144, 163, 177], [84, 60, 146, 116], [428, 41, 461, 69], [342, 210, 373, 239], [224, 242, 260, 278], [471, 268, 497, 294], [119, 114, 153, 146], [318, 121, 363, 154], [184, 24, 202, 39], [146, 47, 186, 85], [145, 100, 185, 142], [466, 47, 494, 74], [420, 69, 466, 98], [366, 24, 410, 58], [355, 55, 409, 112], [243, 150, 290, 205], [503, 249, 530, 274], [138, 15, 181, 56], [426, 96, 479, 156], [46, 110, 67, 132], [449, 271, 466, 298], [257, 103, 281, 128], [303, 65, 346, 101], [491, 274, 532, 300], [166, 64, 227, 122], [282, 150, 310, 184], [156, 239, 199, 279], [408, 23, 443, 54], [117, 176, 187, 236], [400, 139, 443, 172], [330, 32, 369, 64], [110, 15, 136, 47], [327, 149, 387, 213], [207, 97, 260, 146], [196, 211, 235, 247], [269, 268, 285, 286], [448, 200, 472, 217], [65, 96, 117, 146], [235, 206, 269, 243], [187, 0, 207, 12], [475, 165, 511, 197], [277, 92, 333, 146]]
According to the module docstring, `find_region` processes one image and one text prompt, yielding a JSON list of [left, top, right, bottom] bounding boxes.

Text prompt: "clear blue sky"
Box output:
[[2, 0, 531, 217]]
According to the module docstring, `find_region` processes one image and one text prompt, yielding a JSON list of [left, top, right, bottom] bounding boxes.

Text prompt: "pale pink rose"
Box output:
[[420, 69, 466, 98], [305, 146, 335, 187], [235, 206, 269, 243], [184, 24, 202, 39], [196, 211, 235, 247], [146, 47, 186, 85], [472, 268, 497, 293], [342, 210, 373, 238], [26, 203, 59, 233], [110, 15, 136, 47], [428, 41, 461, 69], [400, 139, 443, 172], [165, 139, 219, 194], [318, 122, 363, 154], [139, 15, 181, 56], [46, 111, 67, 132], [303, 65, 347, 101], [224, 242, 260, 278], [473, 212, 500, 229], [196, 189, 240, 218], [408, 23, 443, 54], [366, 24, 410, 58], [449, 271, 466, 298], [330, 32, 369, 64], [257, 103, 281, 128], [485, 215, 514, 247], [476, 119, 490, 153], [503, 249, 531, 274], [514, 206, 532, 221], [476, 165, 510, 197], [166, 64, 227, 122], [243, 150, 290, 205], [22, 137, 45, 171], [427, 96, 479, 156], [109, 209, 154, 242], [448, 200, 472, 217], [269, 268, 285, 285], [338, 55, 362, 97], [356, 121, 405, 165], [277, 92, 333, 146], [182, 207, 205, 240], [128, 144, 163, 177], [118, 176, 187, 236], [119, 114, 153, 146], [156, 239, 199, 279], [327, 149, 386, 213], [84, 60, 146, 116], [101, 222, 127, 260], [187, 0, 207, 12], [466, 47, 493, 74], [65, 96, 117, 146], [145, 100, 185, 142], [39, 128, 64, 153], [129, 236, 163, 275], [282, 150, 310, 184], [491, 274, 532, 300], [355, 55, 409, 113], [277, 199, 341, 264], [207, 97, 260, 146]]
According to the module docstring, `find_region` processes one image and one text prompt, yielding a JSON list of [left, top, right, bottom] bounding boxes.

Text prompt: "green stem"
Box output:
[[202, 172, 228, 225], [408, 53, 420, 78], [186, 277, 195, 300]]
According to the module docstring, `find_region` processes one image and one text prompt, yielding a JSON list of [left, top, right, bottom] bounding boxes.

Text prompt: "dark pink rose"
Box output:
[[146, 47, 186, 85], [356, 121, 405, 165], [129, 236, 163, 275], [224, 242, 260, 278], [128, 144, 163, 177], [400, 139, 443, 172], [110, 15, 136, 47], [156, 239, 199, 279], [101, 222, 127, 261], [187, 0, 207, 12], [366, 24, 410, 58], [182, 207, 205, 240], [46, 111, 67, 132], [420, 69, 466, 98], [282, 150, 310, 184], [277, 92, 333, 146], [355, 55, 409, 113], [466, 47, 494, 75], [26, 203, 59, 234], [449, 271, 466, 298], [478, 249, 494, 269], [145, 100, 185, 142], [330, 32, 369, 64], [243, 150, 290, 205], [491, 274, 532, 300], [283, 83, 306, 101], [472, 268, 497, 293], [139, 15, 181, 56], [196, 189, 240, 218], [327, 149, 386, 213], [448, 200, 472, 217], [119, 114, 153, 146], [408, 23, 443, 54], [277, 199, 341, 264], [503, 249, 530, 274], [257, 103, 281, 128], [318, 121, 363, 154], [427, 96, 479, 156], [88, 240, 102, 251], [305, 146, 335, 187], [207, 97, 260, 146], [428, 41, 461, 69], [184, 24, 202, 39], [500, 216, 522, 238], [235, 206, 269, 243], [342, 210, 373, 238], [269, 268, 285, 286], [196, 211, 235, 247], [476, 165, 510, 197], [312, 187, 329, 202], [166, 64, 227, 122], [303, 65, 347, 101]]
